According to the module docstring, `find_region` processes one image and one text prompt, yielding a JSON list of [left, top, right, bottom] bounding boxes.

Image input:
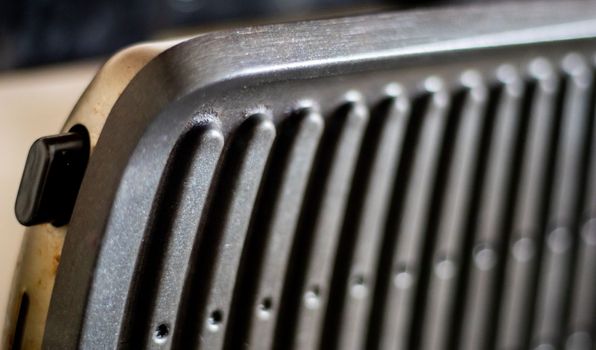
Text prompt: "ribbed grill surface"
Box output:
[[128, 53, 595, 350]]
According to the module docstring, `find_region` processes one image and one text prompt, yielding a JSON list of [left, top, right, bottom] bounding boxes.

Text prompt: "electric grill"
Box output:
[[4, 1, 596, 349]]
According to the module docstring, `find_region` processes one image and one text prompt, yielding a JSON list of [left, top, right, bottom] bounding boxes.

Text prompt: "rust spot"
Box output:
[[51, 253, 61, 276]]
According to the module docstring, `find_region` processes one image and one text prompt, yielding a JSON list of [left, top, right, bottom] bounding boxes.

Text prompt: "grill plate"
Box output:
[[45, 3, 596, 349]]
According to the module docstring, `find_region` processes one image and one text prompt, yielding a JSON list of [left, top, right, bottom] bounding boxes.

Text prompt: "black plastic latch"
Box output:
[[15, 130, 89, 226]]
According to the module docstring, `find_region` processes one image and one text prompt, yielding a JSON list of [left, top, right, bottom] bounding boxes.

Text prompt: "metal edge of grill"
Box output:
[[44, 2, 596, 349]]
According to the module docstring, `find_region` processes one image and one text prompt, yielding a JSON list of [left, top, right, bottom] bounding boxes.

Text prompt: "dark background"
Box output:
[[0, 0, 528, 70]]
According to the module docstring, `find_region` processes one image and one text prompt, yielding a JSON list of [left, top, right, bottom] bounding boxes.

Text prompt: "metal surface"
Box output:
[[39, 2, 596, 349]]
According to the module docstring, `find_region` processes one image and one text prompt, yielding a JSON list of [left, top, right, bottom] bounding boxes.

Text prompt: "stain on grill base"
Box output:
[[43, 3, 596, 349]]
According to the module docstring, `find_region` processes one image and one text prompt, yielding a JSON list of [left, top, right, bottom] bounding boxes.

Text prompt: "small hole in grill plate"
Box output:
[[258, 297, 273, 320], [349, 274, 368, 299], [434, 255, 457, 280], [304, 286, 321, 309], [393, 265, 414, 289], [207, 310, 223, 332], [473, 243, 498, 271], [512, 237, 535, 262], [153, 324, 169, 344]]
